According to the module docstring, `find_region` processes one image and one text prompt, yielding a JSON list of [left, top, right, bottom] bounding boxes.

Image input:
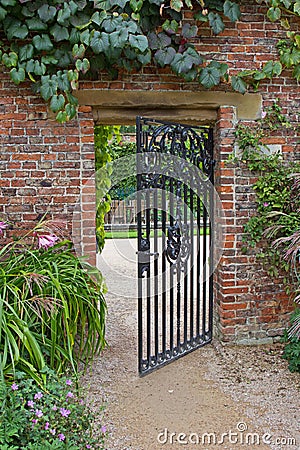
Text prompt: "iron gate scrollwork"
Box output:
[[136, 117, 215, 376]]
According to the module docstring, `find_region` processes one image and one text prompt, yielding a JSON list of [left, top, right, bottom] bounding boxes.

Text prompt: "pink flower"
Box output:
[[58, 433, 66, 441], [32, 419, 37, 425], [100, 425, 107, 433], [27, 400, 35, 408], [0, 221, 7, 234], [50, 428, 56, 435], [66, 379, 72, 386], [261, 111, 267, 119], [38, 234, 58, 249], [66, 391, 74, 398], [34, 392, 43, 400], [263, 202, 269, 207], [60, 407, 71, 417], [45, 422, 50, 430], [11, 383, 18, 391], [35, 409, 43, 418]]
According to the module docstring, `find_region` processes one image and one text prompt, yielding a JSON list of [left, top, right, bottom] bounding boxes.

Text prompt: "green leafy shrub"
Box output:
[[0, 369, 107, 449], [0, 220, 106, 381], [235, 102, 300, 372]]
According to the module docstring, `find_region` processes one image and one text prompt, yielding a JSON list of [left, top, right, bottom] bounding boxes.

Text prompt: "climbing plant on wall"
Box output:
[[0, 0, 299, 122]]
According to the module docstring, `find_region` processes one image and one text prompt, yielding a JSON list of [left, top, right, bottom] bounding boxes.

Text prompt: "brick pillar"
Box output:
[[214, 106, 293, 344]]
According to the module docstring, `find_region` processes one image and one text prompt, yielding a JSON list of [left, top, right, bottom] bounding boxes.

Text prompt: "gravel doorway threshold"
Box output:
[[84, 239, 300, 450]]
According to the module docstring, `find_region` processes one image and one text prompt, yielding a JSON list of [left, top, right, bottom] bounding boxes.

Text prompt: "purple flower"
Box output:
[[27, 400, 35, 408], [45, 422, 50, 430], [0, 221, 8, 234], [60, 407, 71, 417], [35, 409, 43, 418], [11, 383, 18, 391], [50, 428, 56, 435], [261, 111, 267, 119], [58, 433, 66, 441], [32, 419, 37, 425], [52, 405, 58, 411], [100, 425, 107, 433], [38, 234, 58, 249], [86, 445, 92, 449], [34, 392, 43, 400], [263, 202, 269, 207], [66, 379, 72, 386], [66, 391, 74, 398]]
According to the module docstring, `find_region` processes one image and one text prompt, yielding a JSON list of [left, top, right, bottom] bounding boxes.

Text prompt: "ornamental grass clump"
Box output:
[[0, 219, 106, 381], [0, 370, 106, 449]]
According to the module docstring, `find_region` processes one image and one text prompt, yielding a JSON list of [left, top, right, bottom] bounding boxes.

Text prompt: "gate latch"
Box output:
[[136, 250, 159, 258]]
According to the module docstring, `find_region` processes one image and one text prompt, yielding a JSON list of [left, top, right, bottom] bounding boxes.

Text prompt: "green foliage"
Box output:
[[282, 311, 300, 372], [0, 369, 107, 448], [0, 221, 106, 381], [94, 125, 121, 252], [0, 0, 299, 119], [235, 101, 300, 371]]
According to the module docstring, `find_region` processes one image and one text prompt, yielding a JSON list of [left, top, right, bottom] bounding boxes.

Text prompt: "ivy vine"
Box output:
[[0, 0, 299, 122]]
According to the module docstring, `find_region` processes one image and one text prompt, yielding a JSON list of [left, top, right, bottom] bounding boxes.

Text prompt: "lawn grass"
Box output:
[[105, 228, 208, 239]]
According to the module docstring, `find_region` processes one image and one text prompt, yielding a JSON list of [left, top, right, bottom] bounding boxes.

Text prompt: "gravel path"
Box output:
[[84, 239, 300, 450]]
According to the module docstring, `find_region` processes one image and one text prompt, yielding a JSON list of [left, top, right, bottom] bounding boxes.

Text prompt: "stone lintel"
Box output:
[[75, 90, 262, 125]]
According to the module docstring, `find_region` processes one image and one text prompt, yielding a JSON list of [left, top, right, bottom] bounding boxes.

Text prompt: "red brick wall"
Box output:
[[0, 0, 299, 342], [0, 69, 96, 261]]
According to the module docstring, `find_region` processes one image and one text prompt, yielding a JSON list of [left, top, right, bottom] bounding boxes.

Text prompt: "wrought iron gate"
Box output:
[[136, 117, 214, 376]]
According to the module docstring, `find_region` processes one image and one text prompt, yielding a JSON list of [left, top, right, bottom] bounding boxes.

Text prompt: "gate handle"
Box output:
[[136, 250, 159, 257]]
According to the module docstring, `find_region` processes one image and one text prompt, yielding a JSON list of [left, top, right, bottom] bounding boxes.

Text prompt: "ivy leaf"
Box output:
[[75, 58, 90, 74], [56, 71, 70, 91], [231, 75, 247, 93], [162, 19, 178, 34], [1, 0, 16, 6], [41, 55, 59, 65], [182, 23, 198, 38], [129, 34, 148, 52], [70, 28, 80, 45], [137, 49, 151, 65], [65, 103, 77, 119], [72, 44, 86, 60], [267, 7, 281, 22], [262, 60, 282, 78], [171, 48, 201, 74], [294, 1, 300, 14], [33, 34, 54, 51], [19, 44, 34, 62], [50, 24, 70, 42], [102, 16, 122, 32], [0, 6, 7, 21], [2, 52, 18, 68], [7, 21, 28, 40], [148, 32, 171, 50], [292, 64, 300, 80], [50, 94, 65, 113], [91, 10, 107, 26], [26, 18, 48, 31], [170, 0, 183, 12], [155, 46, 176, 66], [57, 4, 71, 25], [40, 76, 58, 101], [38, 4, 57, 23], [56, 110, 68, 123], [10, 67, 25, 85], [223, 0, 241, 22], [199, 66, 220, 88], [208, 12, 225, 34], [90, 30, 104, 54], [130, 0, 143, 12], [110, 0, 129, 7], [80, 29, 90, 45]]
